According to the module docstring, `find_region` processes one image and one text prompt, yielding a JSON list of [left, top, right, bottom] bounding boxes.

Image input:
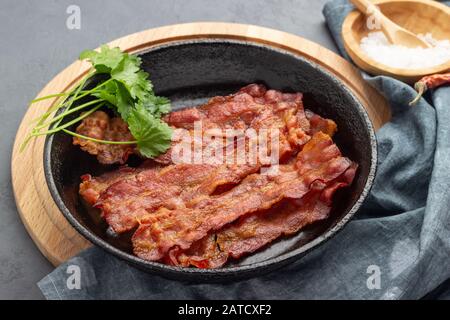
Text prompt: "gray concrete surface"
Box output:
[[0, 0, 335, 299]]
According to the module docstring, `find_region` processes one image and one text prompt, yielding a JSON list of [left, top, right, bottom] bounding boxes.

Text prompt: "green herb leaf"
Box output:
[[80, 45, 124, 73], [139, 95, 171, 118], [92, 81, 133, 119], [92, 81, 118, 105], [127, 105, 172, 158]]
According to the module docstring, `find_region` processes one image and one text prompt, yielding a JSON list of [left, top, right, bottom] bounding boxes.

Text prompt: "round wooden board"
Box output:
[[11, 22, 391, 266]]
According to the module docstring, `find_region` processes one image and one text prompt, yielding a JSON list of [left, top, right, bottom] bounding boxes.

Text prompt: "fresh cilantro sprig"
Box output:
[[22, 45, 172, 158]]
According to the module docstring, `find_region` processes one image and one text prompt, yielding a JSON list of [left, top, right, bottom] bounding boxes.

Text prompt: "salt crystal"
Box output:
[[359, 31, 450, 69]]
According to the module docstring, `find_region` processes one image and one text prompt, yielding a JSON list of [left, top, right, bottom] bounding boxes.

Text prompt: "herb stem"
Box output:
[[31, 70, 96, 127], [50, 72, 95, 129], [30, 93, 70, 103], [34, 99, 103, 131], [62, 129, 137, 145], [32, 102, 105, 136], [64, 78, 113, 104], [30, 77, 113, 108]]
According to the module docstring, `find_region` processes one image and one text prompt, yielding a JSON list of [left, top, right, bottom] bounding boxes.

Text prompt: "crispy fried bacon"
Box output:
[[77, 84, 355, 268], [157, 84, 309, 165], [73, 111, 135, 164], [164, 84, 304, 131], [79, 85, 327, 233], [168, 163, 357, 268], [89, 163, 257, 233], [132, 132, 354, 262], [79, 160, 157, 205]]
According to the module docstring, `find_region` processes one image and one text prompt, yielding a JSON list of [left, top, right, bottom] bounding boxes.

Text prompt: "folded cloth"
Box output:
[[38, 0, 450, 299]]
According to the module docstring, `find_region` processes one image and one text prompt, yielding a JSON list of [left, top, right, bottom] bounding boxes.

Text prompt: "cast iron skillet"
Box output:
[[44, 39, 377, 281]]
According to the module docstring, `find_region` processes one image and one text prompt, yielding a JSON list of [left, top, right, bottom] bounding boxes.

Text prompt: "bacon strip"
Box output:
[[79, 160, 157, 206], [132, 132, 354, 261], [73, 111, 135, 164], [156, 84, 309, 165], [79, 85, 324, 233], [94, 163, 258, 233], [164, 84, 303, 131], [168, 163, 357, 268]]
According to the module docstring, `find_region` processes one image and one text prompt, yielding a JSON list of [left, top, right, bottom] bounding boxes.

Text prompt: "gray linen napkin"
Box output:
[[38, 0, 450, 299]]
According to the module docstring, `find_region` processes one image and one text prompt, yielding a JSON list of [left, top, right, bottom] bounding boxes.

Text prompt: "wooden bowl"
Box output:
[[342, 0, 450, 83]]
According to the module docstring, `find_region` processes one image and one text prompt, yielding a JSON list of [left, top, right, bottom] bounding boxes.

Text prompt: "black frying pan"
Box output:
[[44, 39, 377, 281]]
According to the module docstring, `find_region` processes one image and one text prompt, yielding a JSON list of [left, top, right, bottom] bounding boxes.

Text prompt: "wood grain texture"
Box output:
[[11, 22, 390, 266], [343, 0, 450, 83]]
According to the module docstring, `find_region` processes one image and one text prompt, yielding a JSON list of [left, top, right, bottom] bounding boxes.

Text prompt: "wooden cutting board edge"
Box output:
[[11, 22, 390, 266]]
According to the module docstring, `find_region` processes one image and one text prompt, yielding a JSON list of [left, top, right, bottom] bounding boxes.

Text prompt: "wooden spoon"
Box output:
[[350, 0, 431, 48]]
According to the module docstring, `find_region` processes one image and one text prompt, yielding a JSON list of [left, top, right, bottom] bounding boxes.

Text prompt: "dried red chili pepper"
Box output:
[[409, 73, 450, 106]]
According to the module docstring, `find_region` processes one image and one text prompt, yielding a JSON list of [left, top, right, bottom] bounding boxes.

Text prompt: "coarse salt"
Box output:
[[359, 31, 450, 69]]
